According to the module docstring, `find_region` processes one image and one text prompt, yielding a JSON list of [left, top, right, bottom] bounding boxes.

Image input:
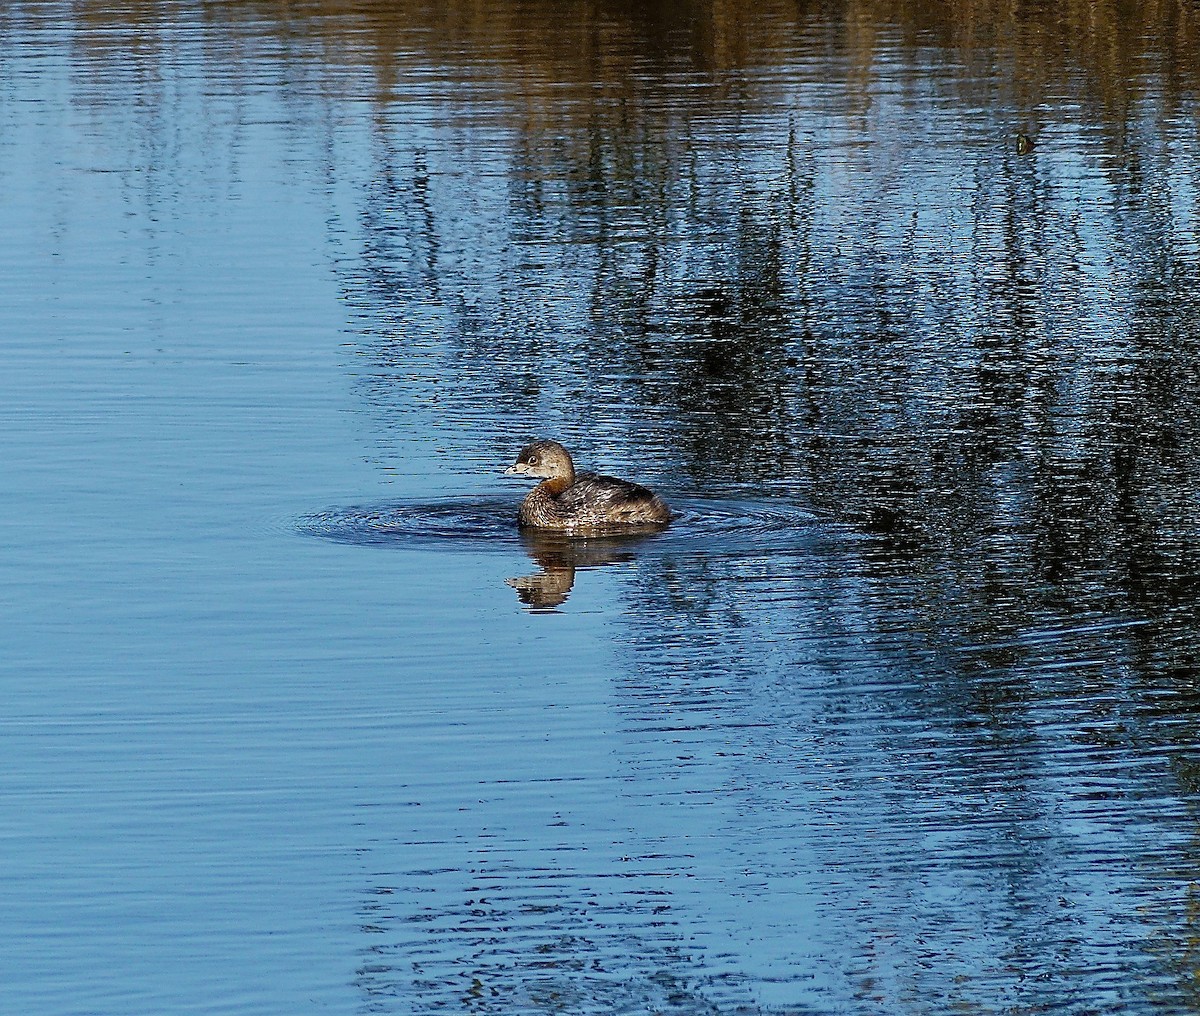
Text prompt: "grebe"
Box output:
[[504, 440, 671, 531]]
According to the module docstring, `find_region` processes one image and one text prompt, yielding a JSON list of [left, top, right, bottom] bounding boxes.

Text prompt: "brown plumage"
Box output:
[[504, 440, 672, 531]]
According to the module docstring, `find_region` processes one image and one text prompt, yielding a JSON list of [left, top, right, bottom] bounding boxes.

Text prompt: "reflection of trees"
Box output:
[[359, 13, 1200, 1011], [345, 2, 1200, 1008], [323, 14, 1200, 1005], [336, 2, 1198, 503]]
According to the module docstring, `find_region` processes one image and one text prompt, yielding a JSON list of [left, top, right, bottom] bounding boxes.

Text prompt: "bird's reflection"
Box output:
[[506, 526, 665, 610]]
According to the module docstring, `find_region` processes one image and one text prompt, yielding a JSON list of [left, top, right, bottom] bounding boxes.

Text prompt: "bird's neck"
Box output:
[[537, 474, 573, 497]]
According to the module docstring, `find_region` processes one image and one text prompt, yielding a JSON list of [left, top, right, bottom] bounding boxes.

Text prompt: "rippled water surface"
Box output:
[[4, 2, 1200, 1013]]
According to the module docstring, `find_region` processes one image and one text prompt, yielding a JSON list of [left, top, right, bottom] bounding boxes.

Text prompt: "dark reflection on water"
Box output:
[[324, 0, 1200, 1008], [10, 0, 1200, 1013]]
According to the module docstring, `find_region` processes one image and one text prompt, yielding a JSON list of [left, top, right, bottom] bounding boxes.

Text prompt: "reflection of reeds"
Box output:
[[58, 0, 1200, 101]]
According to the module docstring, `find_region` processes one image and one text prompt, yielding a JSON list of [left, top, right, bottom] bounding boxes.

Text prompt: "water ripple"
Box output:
[[299, 495, 827, 552]]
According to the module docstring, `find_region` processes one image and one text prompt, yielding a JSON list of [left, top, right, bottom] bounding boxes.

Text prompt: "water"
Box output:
[[3, 2, 1200, 1013]]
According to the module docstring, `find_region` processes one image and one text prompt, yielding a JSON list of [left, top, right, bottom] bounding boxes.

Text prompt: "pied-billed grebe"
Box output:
[[504, 439, 672, 530]]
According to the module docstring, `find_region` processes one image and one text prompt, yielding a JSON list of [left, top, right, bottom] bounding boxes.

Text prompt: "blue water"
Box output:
[[4, 4, 1200, 1014]]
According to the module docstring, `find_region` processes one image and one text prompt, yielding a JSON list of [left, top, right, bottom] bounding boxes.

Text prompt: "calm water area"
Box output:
[[3, 2, 1200, 1013]]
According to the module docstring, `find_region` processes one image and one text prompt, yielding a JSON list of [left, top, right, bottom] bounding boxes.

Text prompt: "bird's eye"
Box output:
[[528, 455, 539, 465]]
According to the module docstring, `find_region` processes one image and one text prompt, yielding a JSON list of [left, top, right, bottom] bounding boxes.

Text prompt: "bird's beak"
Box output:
[[504, 463, 526, 475]]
